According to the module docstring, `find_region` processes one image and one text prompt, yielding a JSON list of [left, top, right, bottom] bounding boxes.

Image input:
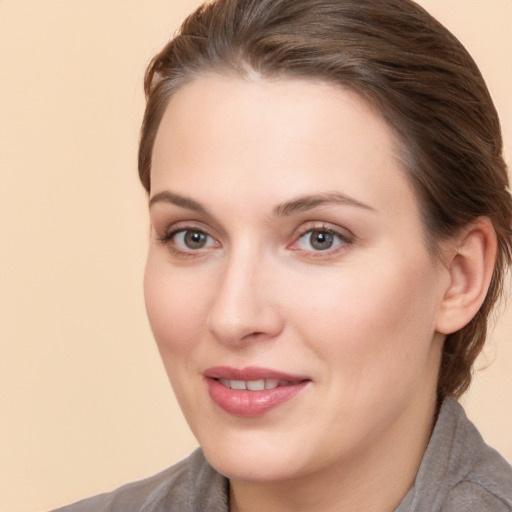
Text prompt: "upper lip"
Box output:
[[203, 366, 310, 382]]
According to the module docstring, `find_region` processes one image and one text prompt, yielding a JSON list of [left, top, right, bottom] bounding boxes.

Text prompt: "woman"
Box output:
[[55, 0, 512, 510]]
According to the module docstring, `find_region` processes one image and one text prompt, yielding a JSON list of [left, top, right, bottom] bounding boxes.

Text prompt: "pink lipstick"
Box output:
[[204, 366, 310, 417]]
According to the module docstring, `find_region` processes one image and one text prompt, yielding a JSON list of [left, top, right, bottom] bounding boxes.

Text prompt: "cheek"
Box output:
[[143, 255, 206, 354], [286, 254, 439, 368]]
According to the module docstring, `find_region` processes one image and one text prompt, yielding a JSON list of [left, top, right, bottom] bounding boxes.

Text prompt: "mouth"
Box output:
[[204, 366, 311, 417], [217, 378, 300, 391]]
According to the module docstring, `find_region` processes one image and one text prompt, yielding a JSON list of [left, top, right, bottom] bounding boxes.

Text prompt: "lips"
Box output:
[[204, 366, 310, 417]]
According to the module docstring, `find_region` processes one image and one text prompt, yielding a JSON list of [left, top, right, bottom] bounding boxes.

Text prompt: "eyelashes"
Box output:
[[291, 225, 352, 254], [155, 222, 354, 259], [156, 226, 219, 258], [166, 229, 217, 250]]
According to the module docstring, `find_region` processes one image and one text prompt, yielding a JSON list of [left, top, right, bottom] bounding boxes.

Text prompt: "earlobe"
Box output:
[[435, 217, 497, 335]]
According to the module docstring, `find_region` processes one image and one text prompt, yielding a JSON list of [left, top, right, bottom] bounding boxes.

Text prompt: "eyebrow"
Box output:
[[272, 192, 375, 217], [148, 190, 375, 217], [148, 191, 210, 215]]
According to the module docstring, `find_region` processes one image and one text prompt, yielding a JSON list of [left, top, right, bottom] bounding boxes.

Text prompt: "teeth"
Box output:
[[265, 379, 279, 389], [230, 380, 246, 390], [217, 378, 286, 391], [247, 379, 265, 391]]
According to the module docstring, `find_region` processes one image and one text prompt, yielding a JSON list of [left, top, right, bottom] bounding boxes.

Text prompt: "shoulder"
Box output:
[[442, 480, 512, 512], [51, 449, 229, 512], [397, 397, 512, 512], [440, 400, 512, 511]]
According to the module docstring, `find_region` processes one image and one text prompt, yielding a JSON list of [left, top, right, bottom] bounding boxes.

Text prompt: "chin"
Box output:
[[206, 449, 301, 483], [197, 427, 315, 483]]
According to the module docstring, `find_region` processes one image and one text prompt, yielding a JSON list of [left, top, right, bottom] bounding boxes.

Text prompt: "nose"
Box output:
[[206, 250, 284, 346]]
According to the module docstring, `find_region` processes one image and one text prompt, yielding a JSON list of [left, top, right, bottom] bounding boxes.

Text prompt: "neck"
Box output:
[[229, 391, 438, 512]]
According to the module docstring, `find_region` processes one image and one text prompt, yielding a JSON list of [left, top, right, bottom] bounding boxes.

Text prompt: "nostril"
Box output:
[[241, 331, 266, 341]]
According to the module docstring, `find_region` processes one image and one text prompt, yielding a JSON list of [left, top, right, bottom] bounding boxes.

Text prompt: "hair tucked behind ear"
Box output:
[[138, 0, 512, 398]]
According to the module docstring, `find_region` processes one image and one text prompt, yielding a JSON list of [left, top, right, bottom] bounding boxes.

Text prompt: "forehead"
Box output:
[[150, 75, 418, 218]]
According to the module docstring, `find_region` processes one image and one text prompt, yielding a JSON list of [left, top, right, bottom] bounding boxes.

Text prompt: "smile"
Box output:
[[204, 367, 311, 417], [218, 378, 300, 391]]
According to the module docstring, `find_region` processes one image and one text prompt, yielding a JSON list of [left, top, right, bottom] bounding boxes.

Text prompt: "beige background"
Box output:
[[0, 1, 511, 511]]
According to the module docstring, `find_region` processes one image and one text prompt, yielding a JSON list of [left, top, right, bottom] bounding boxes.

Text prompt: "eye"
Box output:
[[293, 227, 350, 253], [156, 226, 219, 256], [171, 229, 217, 250]]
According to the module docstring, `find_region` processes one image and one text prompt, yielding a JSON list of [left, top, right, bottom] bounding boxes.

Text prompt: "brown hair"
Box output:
[[138, 0, 512, 398]]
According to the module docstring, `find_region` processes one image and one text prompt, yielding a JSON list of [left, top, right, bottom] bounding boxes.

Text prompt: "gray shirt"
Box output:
[[53, 397, 512, 511]]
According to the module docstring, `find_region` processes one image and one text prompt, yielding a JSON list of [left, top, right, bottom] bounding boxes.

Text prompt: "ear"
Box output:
[[435, 217, 497, 335]]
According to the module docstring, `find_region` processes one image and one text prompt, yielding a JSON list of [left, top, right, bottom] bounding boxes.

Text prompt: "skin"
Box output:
[[144, 75, 461, 512]]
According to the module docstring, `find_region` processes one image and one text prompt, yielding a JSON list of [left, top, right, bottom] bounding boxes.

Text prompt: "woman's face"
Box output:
[[145, 76, 448, 483]]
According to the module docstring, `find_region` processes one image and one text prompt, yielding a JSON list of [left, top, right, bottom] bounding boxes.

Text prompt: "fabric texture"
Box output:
[[395, 397, 512, 511], [53, 397, 512, 511]]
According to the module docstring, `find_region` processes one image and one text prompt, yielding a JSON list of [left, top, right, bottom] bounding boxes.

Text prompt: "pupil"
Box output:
[[185, 230, 206, 248], [311, 231, 333, 250]]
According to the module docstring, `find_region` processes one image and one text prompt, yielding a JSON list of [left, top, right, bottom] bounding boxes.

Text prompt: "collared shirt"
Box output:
[[53, 397, 512, 511]]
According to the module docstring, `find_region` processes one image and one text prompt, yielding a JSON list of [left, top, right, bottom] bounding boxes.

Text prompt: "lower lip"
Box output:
[[206, 378, 309, 417]]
